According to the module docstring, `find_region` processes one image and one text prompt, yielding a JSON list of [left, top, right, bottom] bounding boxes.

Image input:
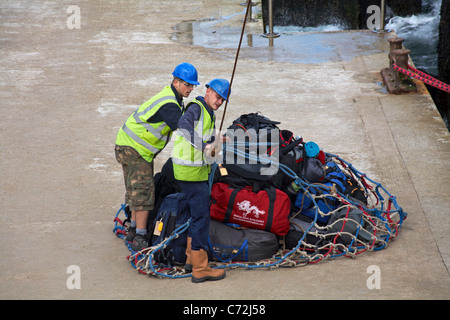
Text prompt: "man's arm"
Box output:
[[178, 104, 206, 151]]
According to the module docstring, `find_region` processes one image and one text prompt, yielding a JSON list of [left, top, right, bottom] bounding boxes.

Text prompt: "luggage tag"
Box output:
[[153, 220, 163, 236], [219, 165, 228, 176]]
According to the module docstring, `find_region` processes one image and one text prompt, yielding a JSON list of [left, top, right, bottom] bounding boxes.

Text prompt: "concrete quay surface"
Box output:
[[1, 0, 449, 300]]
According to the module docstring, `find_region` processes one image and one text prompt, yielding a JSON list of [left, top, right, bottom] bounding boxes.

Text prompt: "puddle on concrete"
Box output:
[[171, 12, 389, 64], [375, 81, 389, 94]]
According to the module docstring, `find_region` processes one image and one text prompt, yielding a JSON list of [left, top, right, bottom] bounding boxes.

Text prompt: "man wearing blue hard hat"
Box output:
[[172, 78, 230, 283], [115, 62, 200, 251]]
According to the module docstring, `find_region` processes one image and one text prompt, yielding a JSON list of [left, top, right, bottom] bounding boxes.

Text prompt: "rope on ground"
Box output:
[[114, 206, 192, 279], [112, 151, 407, 279], [393, 63, 450, 93]]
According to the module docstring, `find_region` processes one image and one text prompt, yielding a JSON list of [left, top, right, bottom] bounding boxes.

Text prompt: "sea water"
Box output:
[[273, 0, 442, 75], [275, 0, 443, 75], [386, 0, 442, 75]]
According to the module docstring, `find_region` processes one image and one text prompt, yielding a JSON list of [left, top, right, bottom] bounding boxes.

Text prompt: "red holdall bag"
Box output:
[[210, 182, 291, 236]]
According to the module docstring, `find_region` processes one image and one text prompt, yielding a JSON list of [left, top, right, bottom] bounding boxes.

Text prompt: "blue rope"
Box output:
[[113, 203, 128, 240], [143, 218, 193, 279]]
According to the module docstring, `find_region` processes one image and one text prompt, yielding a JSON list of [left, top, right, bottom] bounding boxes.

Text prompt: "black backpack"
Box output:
[[219, 113, 303, 190], [147, 158, 182, 231], [150, 193, 190, 267]]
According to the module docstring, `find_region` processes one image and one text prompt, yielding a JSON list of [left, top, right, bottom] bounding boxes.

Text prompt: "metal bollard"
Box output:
[[392, 49, 411, 71], [381, 39, 416, 94], [388, 37, 404, 69], [262, 0, 280, 39], [241, 0, 257, 23], [240, 1, 256, 6]]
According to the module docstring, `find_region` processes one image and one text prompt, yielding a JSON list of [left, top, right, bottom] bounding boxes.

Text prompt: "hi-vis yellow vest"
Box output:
[[172, 98, 215, 181], [115, 86, 183, 163]]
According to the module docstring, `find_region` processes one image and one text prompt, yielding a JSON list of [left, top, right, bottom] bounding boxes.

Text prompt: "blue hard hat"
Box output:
[[172, 63, 200, 85], [305, 141, 320, 158], [206, 78, 231, 101]]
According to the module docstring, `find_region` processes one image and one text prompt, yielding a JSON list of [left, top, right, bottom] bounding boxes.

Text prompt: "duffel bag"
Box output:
[[210, 182, 291, 236], [294, 189, 337, 224], [325, 206, 374, 245], [284, 217, 321, 249], [294, 167, 349, 224], [208, 220, 279, 262]]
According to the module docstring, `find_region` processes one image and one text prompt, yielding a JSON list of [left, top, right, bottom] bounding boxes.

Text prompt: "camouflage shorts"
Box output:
[[115, 145, 155, 211]]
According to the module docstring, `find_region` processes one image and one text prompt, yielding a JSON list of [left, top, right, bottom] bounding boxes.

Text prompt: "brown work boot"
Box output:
[[184, 237, 192, 273], [191, 249, 226, 283]]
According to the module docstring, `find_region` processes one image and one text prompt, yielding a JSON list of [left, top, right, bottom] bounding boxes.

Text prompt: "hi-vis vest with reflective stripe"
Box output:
[[115, 86, 182, 163], [172, 98, 215, 181]]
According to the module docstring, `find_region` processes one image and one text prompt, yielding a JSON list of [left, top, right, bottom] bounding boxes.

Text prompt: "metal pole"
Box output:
[[262, 0, 279, 38], [240, 1, 256, 6], [380, 0, 386, 30], [241, 0, 257, 23], [375, 0, 391, 33]]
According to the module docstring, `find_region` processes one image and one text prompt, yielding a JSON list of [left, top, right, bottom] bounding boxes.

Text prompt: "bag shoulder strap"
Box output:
[[264, 187, 276, 232], [208, 237, 248, 262], [224, 187, 241, 222]]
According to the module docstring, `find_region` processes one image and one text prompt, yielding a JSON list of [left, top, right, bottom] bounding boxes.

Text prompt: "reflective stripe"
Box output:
[[116, 86, 183, 163], [172, 157, 204, 167], [121, 123, 161, 155], [172, 98, 216, 179], [133, 95, 175, 138], [174, 103, 208, 167], [195, 105, 205, 142], [136, 96, 174, 117]]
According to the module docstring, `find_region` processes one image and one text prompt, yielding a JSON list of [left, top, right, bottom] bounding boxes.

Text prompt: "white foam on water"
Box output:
[[386, 0, 441, 74], [274, 24, 346, 34]]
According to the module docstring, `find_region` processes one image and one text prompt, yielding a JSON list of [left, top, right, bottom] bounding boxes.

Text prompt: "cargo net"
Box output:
[[113, 153, 406, 279], [274, 153, 407, 266]]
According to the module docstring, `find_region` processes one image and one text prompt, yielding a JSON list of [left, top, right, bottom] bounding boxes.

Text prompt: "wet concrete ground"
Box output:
[[1, 0, 449, 300]]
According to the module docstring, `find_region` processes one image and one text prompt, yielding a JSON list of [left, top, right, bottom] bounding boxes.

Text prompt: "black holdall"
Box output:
[[222, 113, 281, 184], [208, 220, 279, 262], [218, 113, 304, 190]]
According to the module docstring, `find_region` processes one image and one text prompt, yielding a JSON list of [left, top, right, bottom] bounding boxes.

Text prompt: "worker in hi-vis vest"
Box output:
[[172, 78, 230, 283], [115, 63, 200, 252]]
